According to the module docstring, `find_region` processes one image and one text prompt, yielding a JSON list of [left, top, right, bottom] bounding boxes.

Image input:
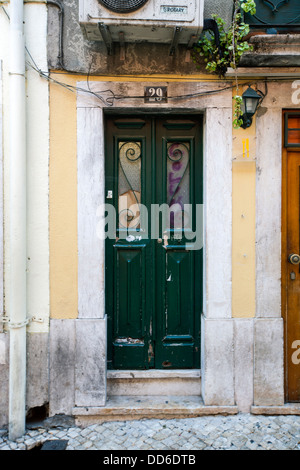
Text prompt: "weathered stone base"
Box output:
[[253, 318, 284, 406], [73, 396, 239, 426], [0, 314, 287, 426], [201, 316, 284, 412], [0, 331, 50, 428], [201, 317, 235, 407], [26, 333, 49, 411], [49, 317, 107, 416], [0, 333, 9, 427], [49, 319, 76, 416], [251, 404, 300, 415]]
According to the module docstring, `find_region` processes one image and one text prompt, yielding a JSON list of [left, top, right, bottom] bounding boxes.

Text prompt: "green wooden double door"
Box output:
[[105, 114, 203, 370]]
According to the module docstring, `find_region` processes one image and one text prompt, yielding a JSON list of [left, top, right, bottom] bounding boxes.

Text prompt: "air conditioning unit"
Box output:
[[79, 0, 204, 52]]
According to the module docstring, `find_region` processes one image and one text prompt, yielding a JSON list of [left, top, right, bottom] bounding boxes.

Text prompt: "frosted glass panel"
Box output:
[[167, 142, 190, 229], [118, 141, 141, 229]]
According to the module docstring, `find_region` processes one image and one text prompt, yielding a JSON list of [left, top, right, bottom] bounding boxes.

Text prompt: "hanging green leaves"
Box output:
[[192, 1, 256, 78], [192, 1, 256, 128]]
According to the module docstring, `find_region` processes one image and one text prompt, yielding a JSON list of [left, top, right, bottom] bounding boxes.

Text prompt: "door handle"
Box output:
[[289, 254, 300, 265]]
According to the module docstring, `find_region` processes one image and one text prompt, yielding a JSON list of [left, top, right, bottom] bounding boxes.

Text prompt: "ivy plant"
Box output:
[[192, 0, 256, 128]]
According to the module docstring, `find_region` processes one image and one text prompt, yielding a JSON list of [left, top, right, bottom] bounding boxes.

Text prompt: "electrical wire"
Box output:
[[20, 46, 300, 109], [3, 2, 300, 107], [28, 58, 292, 109], [0, 5, 257, 106], [27, 59, 247, 105]]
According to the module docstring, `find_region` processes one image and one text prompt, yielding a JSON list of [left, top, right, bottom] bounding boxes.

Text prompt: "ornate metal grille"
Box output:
[[98, 0, 149, 13], [167, 142, 190, 229], [118, 141, 142, 230], [244, 0, 300, 29]]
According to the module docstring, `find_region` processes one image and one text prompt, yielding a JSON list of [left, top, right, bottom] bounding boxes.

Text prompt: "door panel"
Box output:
[[115, 247, 145, 335], [105, 115, 203, 370], [155, 120, 202, 369], [156, 248, 195, 369], [284, 151, 300, 401]]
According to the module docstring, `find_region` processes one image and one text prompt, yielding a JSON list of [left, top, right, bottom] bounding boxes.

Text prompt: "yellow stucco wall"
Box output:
[[232, 109, 256, 318], [49, 75, 78, 318]]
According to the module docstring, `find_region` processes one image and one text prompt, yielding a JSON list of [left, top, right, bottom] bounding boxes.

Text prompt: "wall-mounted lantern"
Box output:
[[241, 86, 264, 129]]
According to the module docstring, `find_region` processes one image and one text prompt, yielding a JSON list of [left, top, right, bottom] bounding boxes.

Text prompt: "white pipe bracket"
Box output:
[[0, 315, 44, 328]]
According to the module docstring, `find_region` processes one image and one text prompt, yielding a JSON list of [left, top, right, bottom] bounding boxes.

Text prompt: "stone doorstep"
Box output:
[[106, 370, 201, 379], [72, 396, 239, 425], [251, 404, 300, 416], [107, 370, 202, 397]]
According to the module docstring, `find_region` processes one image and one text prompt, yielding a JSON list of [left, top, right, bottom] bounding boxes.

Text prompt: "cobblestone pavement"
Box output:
[[1, 414, 300, 451]]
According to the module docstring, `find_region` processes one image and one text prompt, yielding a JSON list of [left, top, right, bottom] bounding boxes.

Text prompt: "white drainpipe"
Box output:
[[8, 0, 27, 440]]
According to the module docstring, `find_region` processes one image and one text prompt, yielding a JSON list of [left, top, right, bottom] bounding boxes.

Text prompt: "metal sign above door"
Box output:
[[144, 86, 168, 103]]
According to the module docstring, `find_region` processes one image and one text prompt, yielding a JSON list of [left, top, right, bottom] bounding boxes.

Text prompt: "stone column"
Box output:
[[201, 106, 235, 406], [254, 106, 284, 406], [75, 106, 107, 408], [49, 104, 107, 416]]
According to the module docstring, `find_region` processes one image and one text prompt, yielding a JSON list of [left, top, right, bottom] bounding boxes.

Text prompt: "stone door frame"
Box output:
[[75, 79, 233, 407]]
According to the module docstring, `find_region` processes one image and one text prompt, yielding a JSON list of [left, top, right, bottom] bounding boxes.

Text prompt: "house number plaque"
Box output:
[[144, 86, 168, 103]]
